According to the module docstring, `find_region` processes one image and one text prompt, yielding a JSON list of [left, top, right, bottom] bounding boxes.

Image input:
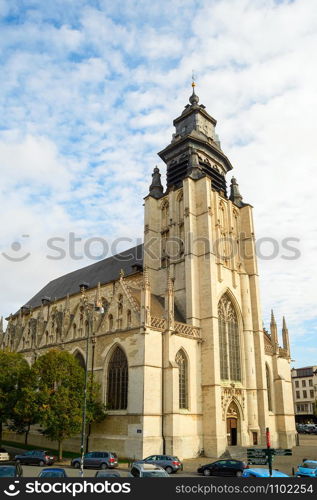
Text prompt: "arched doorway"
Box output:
[[226, 401, 239, 446]]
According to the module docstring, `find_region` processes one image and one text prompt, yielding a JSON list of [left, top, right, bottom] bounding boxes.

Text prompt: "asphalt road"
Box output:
[[20, 465, 198, 478]]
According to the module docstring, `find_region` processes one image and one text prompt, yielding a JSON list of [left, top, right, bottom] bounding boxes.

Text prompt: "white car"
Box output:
[[0, 448, 10, 461], [129, 463, 169, 477]]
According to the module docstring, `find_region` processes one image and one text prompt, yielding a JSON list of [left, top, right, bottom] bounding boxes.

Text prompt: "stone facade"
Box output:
[[0, 87, 296, 459]]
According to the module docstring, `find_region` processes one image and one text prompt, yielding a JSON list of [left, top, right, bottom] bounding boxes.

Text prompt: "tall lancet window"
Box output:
[[266, 364, 273, 411], [176, 349, 188, 409], [107, 346, 128, 410], [218, 295, 241, 381]]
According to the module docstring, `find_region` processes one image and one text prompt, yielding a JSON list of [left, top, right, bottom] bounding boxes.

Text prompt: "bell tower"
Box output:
[[143, 85, 295, 456], [158, 82, 233, 194]]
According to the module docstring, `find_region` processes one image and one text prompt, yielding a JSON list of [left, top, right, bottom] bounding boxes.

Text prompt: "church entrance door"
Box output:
[[226, 417, 237, 446]]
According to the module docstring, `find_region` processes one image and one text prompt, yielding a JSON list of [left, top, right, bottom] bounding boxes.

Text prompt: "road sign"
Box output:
[[247, 449, 267, 458], [248, 458, 268, 465], [272, 449, 292, 456]]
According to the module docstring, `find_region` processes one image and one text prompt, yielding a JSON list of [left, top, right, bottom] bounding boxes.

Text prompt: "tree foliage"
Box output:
[[32, 350, 106, 460], [0, 350, 30, 444]]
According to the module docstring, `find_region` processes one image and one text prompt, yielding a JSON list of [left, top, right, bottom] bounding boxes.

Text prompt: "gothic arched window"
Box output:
[[74, 350, 86, 370], [127, 309, 132, 328], [161, 200, 169, 228], [176, 349, 188, 409], [108, 314, 113, 331], [266, 364, 273, 411], [107, 346, 128, 410], [218, 294, 241, 381]]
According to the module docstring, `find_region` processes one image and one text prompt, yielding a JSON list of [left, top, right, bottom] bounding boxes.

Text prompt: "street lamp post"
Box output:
[[79, 282, 92, 478]]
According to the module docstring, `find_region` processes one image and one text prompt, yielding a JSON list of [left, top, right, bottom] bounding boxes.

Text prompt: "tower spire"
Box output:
[[189, 73, 199, 106], [270, 309, 279, 353], [282, 316, 290, 356]]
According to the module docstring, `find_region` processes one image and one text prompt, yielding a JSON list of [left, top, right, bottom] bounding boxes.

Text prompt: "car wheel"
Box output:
[[39, 460, 45, 467], [74, 462, 80, 469], [165, 466, 173, 474], [100, 463, 107, 470], [236, 471, 243, 477], [203, 468, 211, 476]]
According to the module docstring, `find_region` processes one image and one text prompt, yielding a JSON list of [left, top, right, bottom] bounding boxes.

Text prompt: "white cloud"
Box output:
[[0, 0, 316, 366]]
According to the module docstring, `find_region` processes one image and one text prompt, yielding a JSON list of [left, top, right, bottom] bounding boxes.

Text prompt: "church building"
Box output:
[[0, 85, 296, 459]]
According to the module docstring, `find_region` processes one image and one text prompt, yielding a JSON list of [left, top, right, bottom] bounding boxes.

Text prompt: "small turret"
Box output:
[[149, 166, 164, 199], [229, 177, 245, 207]]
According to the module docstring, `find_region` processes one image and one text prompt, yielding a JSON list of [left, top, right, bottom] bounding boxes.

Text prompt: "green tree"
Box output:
[[0, 350, 30, 444], [9, 382, 41, 446], [33, 350, 106, 460]]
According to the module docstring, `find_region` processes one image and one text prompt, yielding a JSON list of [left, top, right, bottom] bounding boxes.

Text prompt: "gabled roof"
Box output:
[[23, 244, 144, 311]]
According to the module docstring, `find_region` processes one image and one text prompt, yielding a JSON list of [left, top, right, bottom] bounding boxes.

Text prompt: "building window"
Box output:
[[176, 349, 188, 409], [218, 294, 241, 381], [295, 380, 299, 388], [302, 380, 306, 387], [310, 390, 314, 398], [303, 390, 307, 398], [296, 391, 300, 399], [296, 404, 300, 412], [266, 364, 273, 411], [309, 379, 313, 386], [107, 346, 128, 410], [127, 309, 132, 328], [108, 314, 113, 331], [161, 200, 169, 228]]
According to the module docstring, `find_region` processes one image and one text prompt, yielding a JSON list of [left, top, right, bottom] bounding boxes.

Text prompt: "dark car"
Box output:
[[71, 452, 118, 469], [15, 450, 56, 466], [38, 467, 68, 478], [132, 455, 182, 474], [197, 459, 247, 477], [95, 470, 121, 478], [0, 461, 23, 477]]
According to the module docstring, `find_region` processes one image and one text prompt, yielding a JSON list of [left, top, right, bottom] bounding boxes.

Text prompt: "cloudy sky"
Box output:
[[0, 0, 316, 367]]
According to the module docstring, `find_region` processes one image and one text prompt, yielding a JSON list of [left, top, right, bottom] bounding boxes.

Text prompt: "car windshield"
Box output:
[[142, 471, 168, 477], [302, 462, 317, 469], [0, 467, 15, 477]]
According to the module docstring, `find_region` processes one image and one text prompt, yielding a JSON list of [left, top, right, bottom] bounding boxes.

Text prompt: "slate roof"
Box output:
[[23, 244, 144, 310]]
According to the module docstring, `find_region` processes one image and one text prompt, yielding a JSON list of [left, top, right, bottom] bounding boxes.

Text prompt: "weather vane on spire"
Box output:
[[189, 70, 199, 105], [192, 69, 196, 88]]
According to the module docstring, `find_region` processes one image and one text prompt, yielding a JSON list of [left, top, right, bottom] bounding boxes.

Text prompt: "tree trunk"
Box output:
[[58, 440, 63, 461], [25, 423, 30, 446], [0, 421, 2, 445]]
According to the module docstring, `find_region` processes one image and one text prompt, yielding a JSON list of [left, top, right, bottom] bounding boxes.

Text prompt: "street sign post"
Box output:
[[247, 431, 293, 474]]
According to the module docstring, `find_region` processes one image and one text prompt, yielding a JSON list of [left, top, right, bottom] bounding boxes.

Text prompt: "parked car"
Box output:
[[243, 468, 289, 477], [132, 455, 182, 474], [298, 424, 317, 434], [38, 467, 68, 478], [295, 460, 317, 478], [71, 452, 118, 469], [0, 461, 23, 477], [15, 450, 56, 466], [197, 459, 247, 477], [0, 448, 10, 461], [95, 470, 121, 478], [130, 463, 169, 477]]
